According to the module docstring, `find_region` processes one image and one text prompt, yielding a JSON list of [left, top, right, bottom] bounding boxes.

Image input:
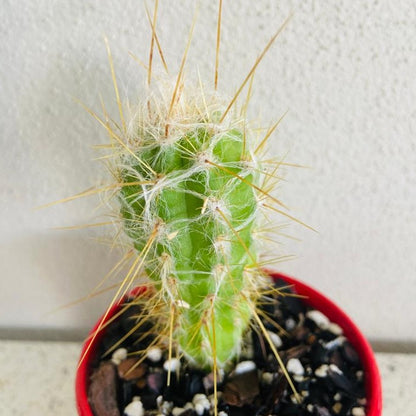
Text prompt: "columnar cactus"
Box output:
[[115, 86, 266, 369]]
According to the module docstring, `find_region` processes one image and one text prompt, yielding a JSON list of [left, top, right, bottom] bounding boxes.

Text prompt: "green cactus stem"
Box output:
[[115, 87, 265, 369]]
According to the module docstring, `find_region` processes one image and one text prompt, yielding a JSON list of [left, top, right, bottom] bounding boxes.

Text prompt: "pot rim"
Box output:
[[75, 270, 382, 416]]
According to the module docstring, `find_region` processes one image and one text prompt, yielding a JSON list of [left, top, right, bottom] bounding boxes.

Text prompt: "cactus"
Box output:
[[76, 7, 300, 377], [115, 86, 264, 369]]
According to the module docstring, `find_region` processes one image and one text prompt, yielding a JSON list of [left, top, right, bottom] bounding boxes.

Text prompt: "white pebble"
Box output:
[[194, 403, 205, 416], [329, 364, 343, 375], [193, 393, 208, 404], [161, 401, 173, 414], [290, 393, 303, 404], [328, 322, 343, 335], [285, 318, 297, 331], [234, 360, 256, 374], [351, 407, 366, 416], [315, 364, 329, 378], [261, 372, 274, 384], [267, 331, 283, 348], [193, 393, 210, 408], [111, 347, 127, 365], [163, 358, 180, 372], [287, 358, 304, 376], [147, 347, 163, 362], [124, 397, 144, 416], [325, 336, 346, 350], [306, 310, 330, 329], [172, 408, 185, 416], [219, 412, 228, 416], [334, 392, 342, 401], [192, 393, 211, 416], [307, 404, 314, 413]]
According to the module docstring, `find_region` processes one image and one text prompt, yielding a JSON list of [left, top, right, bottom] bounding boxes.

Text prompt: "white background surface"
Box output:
[[0, 0, 415, 343]]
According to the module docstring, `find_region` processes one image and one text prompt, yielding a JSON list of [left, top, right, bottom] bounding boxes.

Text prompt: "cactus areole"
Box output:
[[116, 87, 267, 369]]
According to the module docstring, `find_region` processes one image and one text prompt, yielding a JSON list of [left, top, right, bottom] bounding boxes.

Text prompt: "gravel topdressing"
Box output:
[[88, 279, 367, 416]]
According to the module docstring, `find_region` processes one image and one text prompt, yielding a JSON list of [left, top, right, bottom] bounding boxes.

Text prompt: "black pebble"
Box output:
[[309, 342, 328, 368], [307, 378, 333, 407], [184, 371, 205, 399], [278, 402, 305, 415], [329, 349, 346, 370], [140, 393, 158, 409], [281, 295, 306, 317], [252, 331, 268, 368], [319, 330, 338, 342], [178, 409, 195, 416], [303, 317, 319, 332], [226, 405, 255, 416], [121, 380, 137, 407], [342, 342, 360, 366], [163, 373, 188, 407]]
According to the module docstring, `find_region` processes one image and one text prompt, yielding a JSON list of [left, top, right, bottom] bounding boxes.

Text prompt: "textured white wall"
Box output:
[[1, 0, 415, 343]]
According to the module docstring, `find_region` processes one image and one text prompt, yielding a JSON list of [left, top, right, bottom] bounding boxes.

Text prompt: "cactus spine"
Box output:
[[116, 86, 265, 369]]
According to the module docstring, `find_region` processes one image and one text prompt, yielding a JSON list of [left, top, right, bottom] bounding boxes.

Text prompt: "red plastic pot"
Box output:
[[75, 271, 382, 416]]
